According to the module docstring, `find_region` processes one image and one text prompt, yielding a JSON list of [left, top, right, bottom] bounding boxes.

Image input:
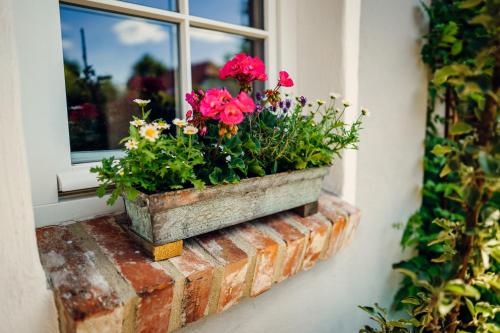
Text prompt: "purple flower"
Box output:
[[256, 104, 263, 112], [256, 92, 263, 101], [278, 100, 284, 109], [299, 96, 307, 107], [285, 99, 292, 109], [270, 106, 276, 112]]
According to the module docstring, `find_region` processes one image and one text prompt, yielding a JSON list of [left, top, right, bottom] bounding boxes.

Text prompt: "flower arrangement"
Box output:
[[92, 53, 367, 204]]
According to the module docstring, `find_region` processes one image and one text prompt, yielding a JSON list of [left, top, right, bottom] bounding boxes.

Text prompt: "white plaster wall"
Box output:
[[0, 0, 59, 332], [179, 0, 427, 332]]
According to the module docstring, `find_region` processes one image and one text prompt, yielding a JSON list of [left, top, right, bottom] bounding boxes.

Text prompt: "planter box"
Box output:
[[123, 166, 330, 260]]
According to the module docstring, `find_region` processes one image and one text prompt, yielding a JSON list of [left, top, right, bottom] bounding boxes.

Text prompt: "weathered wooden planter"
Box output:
[[123, 166, 330, 260]]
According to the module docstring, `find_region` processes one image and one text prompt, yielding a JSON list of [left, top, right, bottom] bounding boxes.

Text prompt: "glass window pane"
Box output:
[[60, 5, 179, 163], [189, 0, 263, 29], [119, 0, 177, 11], [190, 28, 264, 95]]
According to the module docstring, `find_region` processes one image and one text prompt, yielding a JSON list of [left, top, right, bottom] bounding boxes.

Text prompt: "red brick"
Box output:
[[36, 225, 123, 333], [291, 213, 332, 270], [262, 214, 307, 281], [82, 217, 175, 333], [327, 195, 362, 249], [319, 198, 348, 259], [231, 224, 279, 296], [196, 231, 249, 313], [168, 240, 214, 325]]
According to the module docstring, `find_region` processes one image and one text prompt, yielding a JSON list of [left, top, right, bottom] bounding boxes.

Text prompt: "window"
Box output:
[[60, 5, 179, 163], [30, 0, 277, 226]]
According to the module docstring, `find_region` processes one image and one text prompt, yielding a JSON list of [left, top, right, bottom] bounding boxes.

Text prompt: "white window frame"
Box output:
[[29, 0, 277, 226]]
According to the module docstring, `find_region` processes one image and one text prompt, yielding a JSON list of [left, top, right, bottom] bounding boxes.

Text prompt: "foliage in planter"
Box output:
[[359, 0, 499, 332], [92, 54, 366, 204]]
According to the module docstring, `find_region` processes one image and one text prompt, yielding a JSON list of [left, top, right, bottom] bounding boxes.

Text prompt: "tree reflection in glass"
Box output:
[[60, 5, 179, 161], [190, 28, 264, 96]]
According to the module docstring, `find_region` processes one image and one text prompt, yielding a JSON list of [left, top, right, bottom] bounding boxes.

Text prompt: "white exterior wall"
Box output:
[[1, 0, 427, 332]]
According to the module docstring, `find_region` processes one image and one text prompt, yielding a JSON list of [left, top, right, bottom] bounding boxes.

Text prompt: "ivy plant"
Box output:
[[359, 0, 499, 332]]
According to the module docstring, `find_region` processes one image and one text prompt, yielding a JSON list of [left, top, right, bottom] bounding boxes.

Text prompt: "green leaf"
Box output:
[[433, 66, 457, 85], [190, 178, 205, 190], [96, 185, 107, 198], [440, 164, 452, 178], [431, 144, 453, 156], [248, 160, 265, 177], [450, 122, 473, 135], [126, 187, 139, 201], [401, 297, 420, 305], [458, 0, 483, 8], [465, 297, 476, 317], [469, 14, 493, 27], [230, 157, 247, 174], [445, 280, 480, 299], [451, 40, 463, 55], [209, 167, 223, 185]]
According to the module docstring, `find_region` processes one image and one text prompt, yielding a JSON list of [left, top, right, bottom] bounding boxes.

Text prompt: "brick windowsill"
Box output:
[[36, 192, 360, 333]]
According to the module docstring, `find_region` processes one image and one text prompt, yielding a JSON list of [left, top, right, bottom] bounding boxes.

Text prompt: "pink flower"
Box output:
[[199, 88, 232, 119], [199, 126, 208, 136], [219, 53, 267, 85], [234, 92, 256, 113], [220, 101, 245, 125], [186, 110, 193, 118], [278, 71, 294, 87]]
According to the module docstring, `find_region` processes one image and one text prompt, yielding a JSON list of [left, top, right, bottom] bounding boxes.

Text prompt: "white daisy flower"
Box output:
[[139, 124, 160, 142], [316, 99, 325, 106], [225, 155, 232, 162], [329, 92, 341, 99], [111, 160, 120, 167], [183, 125, 198, 135], [154, 121, 170, 130], [361, 107, 370, 116], [130, 119, 145, 127], [117, 167, 124, 176], [133, 99, 151, 107], [342, 100, 351, 107], [124, 139, 139, 150], [172, 118, 187, 127]]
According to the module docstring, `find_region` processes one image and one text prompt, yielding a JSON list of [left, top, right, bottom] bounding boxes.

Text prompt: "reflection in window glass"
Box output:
[[119, 0, 177, 11], [189, 0, 263, 28], [190, 28, 264, 95], [60, 5, 179, 162]]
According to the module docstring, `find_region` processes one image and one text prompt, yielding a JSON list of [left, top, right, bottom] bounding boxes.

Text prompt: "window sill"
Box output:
[[36, 193, 360, 332]]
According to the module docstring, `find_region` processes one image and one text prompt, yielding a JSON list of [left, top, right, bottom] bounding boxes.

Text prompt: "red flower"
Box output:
[[278, 71, 294, 87], [199, 88, 232, 119], [185, 91, 201, 111], [234, 92, 256, 113], [219, 53, 267, 86], [220, 101, 245, 125]]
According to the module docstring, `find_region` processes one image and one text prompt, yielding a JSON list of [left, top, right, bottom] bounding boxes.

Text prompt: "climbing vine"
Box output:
[[359, 0, 499, 332]]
